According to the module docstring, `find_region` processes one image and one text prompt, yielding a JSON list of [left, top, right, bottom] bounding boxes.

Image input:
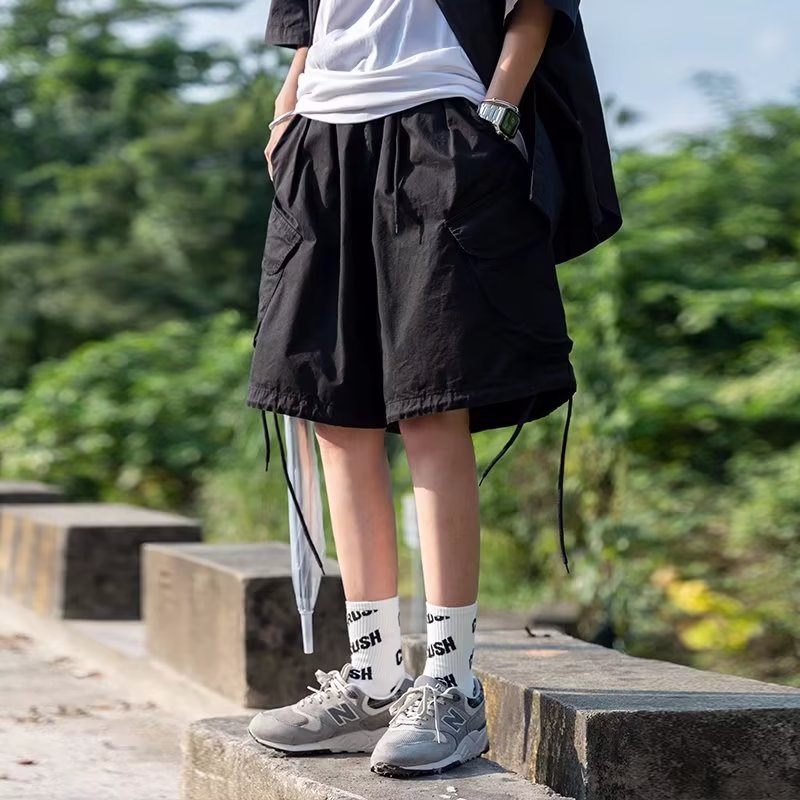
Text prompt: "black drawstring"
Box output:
[[388, 114, 424, 241], [478, 394, 539, 487], [391, 115, 401, 235], [479, 394, 574, 574], [556, 395, 573, 574], [260, 410, 326, 575], [393, 119, 400, 235]]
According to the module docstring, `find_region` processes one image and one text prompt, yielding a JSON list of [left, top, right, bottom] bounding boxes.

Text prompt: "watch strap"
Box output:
[[477, 99, 521, 139]]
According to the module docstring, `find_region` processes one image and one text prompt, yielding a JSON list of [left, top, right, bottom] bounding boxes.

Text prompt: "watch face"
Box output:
[[498, 110, 519, 138]]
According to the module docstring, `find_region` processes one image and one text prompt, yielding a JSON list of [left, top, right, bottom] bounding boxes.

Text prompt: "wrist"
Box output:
[[269, 109, 296, 131], [477, 98, 521, 140], [483, 88, 522, 106], [483, 79, 523, 108], [482, 97, 520, 112], [274, 96, 296, 117]]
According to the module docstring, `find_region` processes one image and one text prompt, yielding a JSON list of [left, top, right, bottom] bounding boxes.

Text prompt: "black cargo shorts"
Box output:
[[248, 96, 576, 434]]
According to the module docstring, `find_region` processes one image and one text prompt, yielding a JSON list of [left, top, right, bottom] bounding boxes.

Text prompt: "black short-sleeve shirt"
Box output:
[[265, 0, 622, 264]]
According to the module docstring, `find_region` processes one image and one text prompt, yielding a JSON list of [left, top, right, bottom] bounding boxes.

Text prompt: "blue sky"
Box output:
[[184, 0, 799, 145]]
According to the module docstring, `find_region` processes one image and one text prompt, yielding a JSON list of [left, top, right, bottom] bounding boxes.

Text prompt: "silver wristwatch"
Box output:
[[477, 98, 521, 140]]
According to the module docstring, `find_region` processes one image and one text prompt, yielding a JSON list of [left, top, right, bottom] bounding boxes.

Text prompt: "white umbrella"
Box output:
[[265, 413, 326, 654]]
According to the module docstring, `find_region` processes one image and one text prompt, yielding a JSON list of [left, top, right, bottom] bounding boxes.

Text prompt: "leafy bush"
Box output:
[[1, 0, 797, 685], [470, 103, 800, 684], [0, 311, 257, 508]]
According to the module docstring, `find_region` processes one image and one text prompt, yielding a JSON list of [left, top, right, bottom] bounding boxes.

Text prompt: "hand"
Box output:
[[265, 99, 296, 181], [264, 119, 291, 182]]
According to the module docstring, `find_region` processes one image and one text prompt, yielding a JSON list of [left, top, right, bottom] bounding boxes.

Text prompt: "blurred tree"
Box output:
[[0, 311, 253, 507], [471, 101, 800, 684], [1, 0, 797, 685], [0, 0, 280, 388], [0, 308, 314, 544]]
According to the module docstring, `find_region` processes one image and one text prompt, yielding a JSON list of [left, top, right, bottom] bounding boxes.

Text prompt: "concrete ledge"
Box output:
[[0, 480, 65, 505], [0, 595, 242, 722], [143, 543, 349, 708], [0, 503, 201, 619], [182, 717, 572, 800], [404, 629, 800, 800]]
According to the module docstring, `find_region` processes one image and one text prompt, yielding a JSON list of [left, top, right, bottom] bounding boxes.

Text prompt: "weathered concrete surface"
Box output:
[[0, 595, 244, 722], [404, 629, 800, 800], [0, 503, 201, 619], [0, 623, 181, 800], [0, 480, 64, 505], [143, 543, 349, 709], [525, 602, 581, 638], [182, 717, 573, 800]]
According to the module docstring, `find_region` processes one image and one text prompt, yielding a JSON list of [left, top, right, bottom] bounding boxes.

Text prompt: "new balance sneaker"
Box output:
[[370, 675, 489, 778], [248, 664, 413, 754]]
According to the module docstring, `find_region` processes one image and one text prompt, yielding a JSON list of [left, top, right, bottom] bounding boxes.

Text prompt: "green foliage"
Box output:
[[470, 102, 800, 684], [0, 0, 279, 388], [0, 311, 255, 507], [0, 0, 797, 685]]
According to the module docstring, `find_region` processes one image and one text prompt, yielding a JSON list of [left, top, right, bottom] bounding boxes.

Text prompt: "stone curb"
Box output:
[[0, 480, 64, 505], [182, 716, 574, 800], [404, 629, 800, 800], [0, 503, 201, 619], [143, 543, 349, 708]]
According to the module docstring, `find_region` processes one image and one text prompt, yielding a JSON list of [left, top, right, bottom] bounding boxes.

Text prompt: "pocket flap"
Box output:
[[262, 203, 302, 274], [446, 189, 547, 260]]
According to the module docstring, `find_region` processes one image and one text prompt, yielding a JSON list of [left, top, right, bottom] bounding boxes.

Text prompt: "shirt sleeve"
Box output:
[[264, 0, 311, 49], [504, 0, 579, 47]]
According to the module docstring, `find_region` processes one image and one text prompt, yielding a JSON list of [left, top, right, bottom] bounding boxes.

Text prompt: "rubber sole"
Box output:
[[370, 728, 490, 778], [249, 725, 387, 755]]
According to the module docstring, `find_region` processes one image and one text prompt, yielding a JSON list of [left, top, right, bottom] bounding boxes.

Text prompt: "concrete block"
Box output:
[[0, 480, 64, 505], [404, 629, 800, 800], [182, 717, 573, 800], [0, 503, 201, 619], [526, 602, 581, 637], [143, 543, 349, 708]]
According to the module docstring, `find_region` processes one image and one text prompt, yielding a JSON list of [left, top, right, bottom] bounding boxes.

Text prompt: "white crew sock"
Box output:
[[422, 601, 478, 697], [345, 596, 405, 698]]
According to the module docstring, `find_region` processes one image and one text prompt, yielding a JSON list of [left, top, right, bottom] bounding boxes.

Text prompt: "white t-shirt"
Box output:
[[294, 0, 487, 122]]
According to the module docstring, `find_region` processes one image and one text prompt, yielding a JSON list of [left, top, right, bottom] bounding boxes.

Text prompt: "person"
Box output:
[[247, 0, 621, 779]]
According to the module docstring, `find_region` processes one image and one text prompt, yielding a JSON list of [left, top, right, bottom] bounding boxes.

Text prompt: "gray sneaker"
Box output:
[[370, 675, 489, 777], [248, 664, 413, 754]]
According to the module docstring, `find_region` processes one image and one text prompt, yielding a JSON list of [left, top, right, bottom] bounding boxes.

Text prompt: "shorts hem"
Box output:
[[246, 384, 387, 430], [384, 367, 576, 432], [247, 364, 575, 434]]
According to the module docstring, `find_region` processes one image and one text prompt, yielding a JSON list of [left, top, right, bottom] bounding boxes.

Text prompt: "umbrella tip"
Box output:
[[300, 610, 314, 654]]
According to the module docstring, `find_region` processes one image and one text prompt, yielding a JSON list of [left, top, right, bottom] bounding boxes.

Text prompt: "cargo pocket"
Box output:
[[445, 188, 571, 351], [461, 99, 530, 169], [253, 202, 302, 347], [446, 183, 547, 263]]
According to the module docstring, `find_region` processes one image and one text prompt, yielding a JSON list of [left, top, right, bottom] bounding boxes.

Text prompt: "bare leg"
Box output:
[[399, 410, 480, 606], [315, 423, 398, 601]]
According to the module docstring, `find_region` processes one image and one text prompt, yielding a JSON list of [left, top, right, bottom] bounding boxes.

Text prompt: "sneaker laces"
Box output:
[[389, 684, 451, 743], [297, 666, 352, 708]]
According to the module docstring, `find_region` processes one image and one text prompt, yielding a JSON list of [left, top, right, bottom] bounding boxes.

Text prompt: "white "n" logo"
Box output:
[[441, 709, 465, 730], [327, 703, 357, 726]]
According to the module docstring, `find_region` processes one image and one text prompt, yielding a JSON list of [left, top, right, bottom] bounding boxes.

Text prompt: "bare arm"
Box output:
[[265, 47, 308, 178], [486, 0, 554, 106], [265, 2, 554, 174]]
